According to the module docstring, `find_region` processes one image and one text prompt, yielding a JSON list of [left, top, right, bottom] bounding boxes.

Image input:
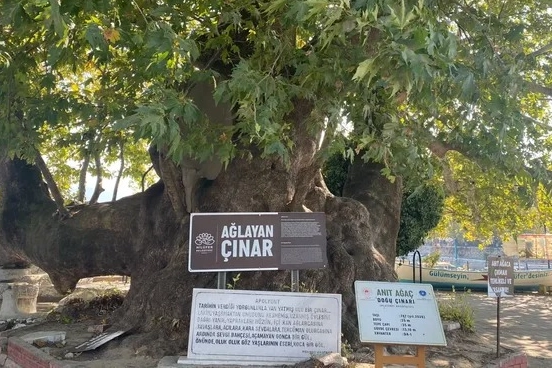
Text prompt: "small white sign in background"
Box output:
[[355, 281, 446, 346], [184, 288, 341, 364]]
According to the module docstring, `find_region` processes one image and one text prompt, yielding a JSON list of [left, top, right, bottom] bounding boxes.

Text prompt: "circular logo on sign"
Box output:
[[195, 233, 215, 246], [419, 290, 427, 296], [363, 288, 371, 299], [194, 233, 215, 255]]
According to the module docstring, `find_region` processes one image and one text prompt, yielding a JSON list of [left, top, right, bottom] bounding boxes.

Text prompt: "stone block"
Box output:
[[0, 269, 31, 283], [15, 283, 40, 313], [442, 321, 461, 331], [21, 331, 66, 345], [316, 352, 347, 366], [0, 352, 7, 365], [87, 324, 110, 334], [0, 336, 8, 353]]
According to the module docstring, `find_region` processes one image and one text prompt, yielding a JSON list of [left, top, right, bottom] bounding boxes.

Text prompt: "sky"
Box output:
[[84, 174, 139, 203]]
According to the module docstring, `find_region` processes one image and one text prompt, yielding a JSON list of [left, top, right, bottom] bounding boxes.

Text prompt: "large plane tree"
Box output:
[[1, 0, 551, 355]]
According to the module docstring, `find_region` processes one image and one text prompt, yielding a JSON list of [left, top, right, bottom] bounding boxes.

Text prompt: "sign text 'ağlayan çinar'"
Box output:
[[220, 224, 274, 262]]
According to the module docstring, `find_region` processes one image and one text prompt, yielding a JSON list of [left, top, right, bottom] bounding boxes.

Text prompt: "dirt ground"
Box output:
[[2, 280, 550, 368], [2, 322, 500, 368], [461, 292, 552, 368]]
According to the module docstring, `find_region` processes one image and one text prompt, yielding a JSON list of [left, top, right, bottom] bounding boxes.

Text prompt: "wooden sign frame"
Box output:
[[373, 344, 426, 368]]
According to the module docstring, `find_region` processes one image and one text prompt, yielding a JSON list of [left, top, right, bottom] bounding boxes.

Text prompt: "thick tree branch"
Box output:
[[527, 42, 552, 58], [77, 149, 91, 202], [428, 141, 453, 158], [112, 140, 125, 201], [427, 137, 552, 190], [525, 80, 552, 97], [158, 153, 187, 218], [0, 157, 172, 292], [34, 152, 70, 218], [89, 150, 104, 204], [287, 99, 318, 211]]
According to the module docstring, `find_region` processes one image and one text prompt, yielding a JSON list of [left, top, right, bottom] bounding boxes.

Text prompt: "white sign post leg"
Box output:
[[217, 272, 226, 289], [291, 270, 299, 292]]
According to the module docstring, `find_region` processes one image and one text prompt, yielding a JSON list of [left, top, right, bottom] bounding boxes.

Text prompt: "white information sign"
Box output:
[[185, 288, 341, 363], [487, 256, 514, 298], [355, 281, 446, 346]]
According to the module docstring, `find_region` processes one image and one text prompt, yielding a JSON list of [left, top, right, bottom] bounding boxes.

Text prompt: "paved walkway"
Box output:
[[459, 292, 552, 367]]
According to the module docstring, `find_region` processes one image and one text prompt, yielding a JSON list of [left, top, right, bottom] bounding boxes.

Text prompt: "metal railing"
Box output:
[[412, 250, 422, 283]]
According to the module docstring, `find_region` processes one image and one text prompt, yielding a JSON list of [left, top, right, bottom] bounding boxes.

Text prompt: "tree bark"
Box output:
[[34, 152, 70, 218], [0, 102, 399, 356], [342, 158, 403, 265]]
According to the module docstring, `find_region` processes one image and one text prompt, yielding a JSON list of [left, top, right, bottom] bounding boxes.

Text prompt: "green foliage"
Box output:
[[340, 335, 353, 358], [397, 185, 444, 256], [322, 153, 349, 196], [434, 152, 551, 244], [226, 273, 241, 290], [422, 251, 441, 268], [322, 153, 444, 256], [1, 0, 552, 231], [438, 289, 475, 333]]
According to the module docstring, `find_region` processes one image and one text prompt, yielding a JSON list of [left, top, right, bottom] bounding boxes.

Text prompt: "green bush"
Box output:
[[322, 153, 445, 256], [438, 288, 475, 332], [422, 251, 441, 268], [397, 184, 444, 256]]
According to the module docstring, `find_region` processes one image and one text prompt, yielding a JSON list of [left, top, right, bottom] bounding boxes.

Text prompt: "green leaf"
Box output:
[[176, 38, 200, 61], [84, 24, 105, 49], [461, 72, 475, 98], [353, 58, 376, 82], [49, 0, 66, 37], [504, 24, 525, 42], [1, 0, 27, 28]]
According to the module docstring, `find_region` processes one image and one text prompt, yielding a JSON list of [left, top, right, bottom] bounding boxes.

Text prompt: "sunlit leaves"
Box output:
[[103, 28, 120, 43], [433, 152, 547, 244]]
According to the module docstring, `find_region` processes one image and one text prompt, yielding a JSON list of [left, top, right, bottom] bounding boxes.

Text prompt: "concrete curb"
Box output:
[[484, 352, 528, 368]]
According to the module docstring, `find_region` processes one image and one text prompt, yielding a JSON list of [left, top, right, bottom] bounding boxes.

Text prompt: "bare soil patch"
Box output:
[[1, 280, 540, 368]]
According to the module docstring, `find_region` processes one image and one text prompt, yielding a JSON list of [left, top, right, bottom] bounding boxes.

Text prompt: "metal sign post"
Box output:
[[487, 255, 514, 358], [496, 295, 501, 358]]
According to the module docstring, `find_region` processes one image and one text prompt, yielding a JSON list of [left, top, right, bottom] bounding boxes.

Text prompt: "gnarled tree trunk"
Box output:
[[343, 159, 404, 265], [0, 101, 399, 356]]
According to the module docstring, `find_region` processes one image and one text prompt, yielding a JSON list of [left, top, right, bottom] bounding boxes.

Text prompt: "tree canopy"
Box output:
[[2, 0, 551, 221], [1, 0, 552, 355]]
